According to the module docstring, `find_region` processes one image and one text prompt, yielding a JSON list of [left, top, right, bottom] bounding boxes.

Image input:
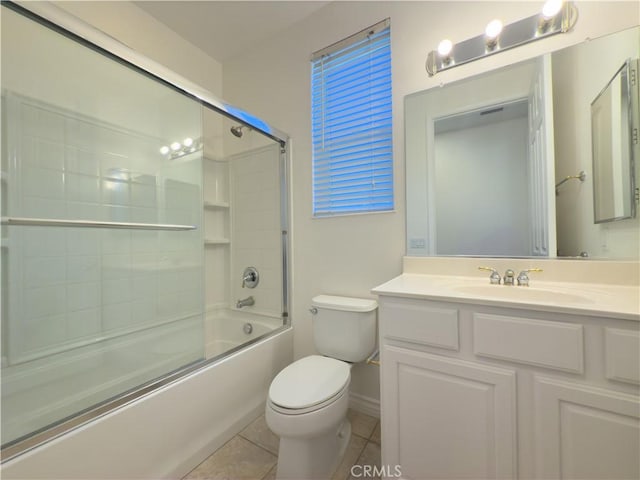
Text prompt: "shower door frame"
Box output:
[[1, 0, 291, 462]]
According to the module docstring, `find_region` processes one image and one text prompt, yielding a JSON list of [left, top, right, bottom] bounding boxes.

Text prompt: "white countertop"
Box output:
[[372, 273, 640, 321]]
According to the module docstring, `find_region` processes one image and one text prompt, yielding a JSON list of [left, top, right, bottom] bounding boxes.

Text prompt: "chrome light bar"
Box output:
[[426, 2, 578, 77]]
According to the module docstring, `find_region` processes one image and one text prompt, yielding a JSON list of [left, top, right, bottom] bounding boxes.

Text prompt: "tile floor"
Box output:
[[183, 409, 381, 480]]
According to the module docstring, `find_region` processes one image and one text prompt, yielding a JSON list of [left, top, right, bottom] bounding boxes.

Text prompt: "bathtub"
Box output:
[[2, 317, 292, 479], [205, 308, 283, 358]]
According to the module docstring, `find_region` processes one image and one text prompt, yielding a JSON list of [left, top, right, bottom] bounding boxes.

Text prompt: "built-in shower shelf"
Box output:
[[204, 238, 230, 246], [204, 201, 230, 209]]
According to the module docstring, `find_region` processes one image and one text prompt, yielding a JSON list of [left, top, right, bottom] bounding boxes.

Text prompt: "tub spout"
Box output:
[[236, 296, 255, 308]]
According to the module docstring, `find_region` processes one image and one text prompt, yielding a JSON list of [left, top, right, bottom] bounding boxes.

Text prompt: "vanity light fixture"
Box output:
[[426, 1, 578, 76], [438, 39, 454, 66], [160, 137, 202, 160], [484, 19, 503, 52]]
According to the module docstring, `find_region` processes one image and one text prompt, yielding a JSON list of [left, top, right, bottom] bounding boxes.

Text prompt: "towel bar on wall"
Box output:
[[555, 171, 586, 194], [366, 349, 381, 366], [0, 217, 196, 231]]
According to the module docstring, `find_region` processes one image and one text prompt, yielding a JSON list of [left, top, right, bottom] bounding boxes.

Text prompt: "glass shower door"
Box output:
[[1, 5, 204, 447]]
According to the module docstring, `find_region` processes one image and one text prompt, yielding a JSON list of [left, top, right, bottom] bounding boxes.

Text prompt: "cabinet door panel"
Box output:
[[382, 346, 517, 479], [605, 328, 640, 385], [535, 376, 640, 480]]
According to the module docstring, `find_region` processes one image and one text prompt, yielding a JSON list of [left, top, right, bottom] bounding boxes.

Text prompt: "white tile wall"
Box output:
[[5, 98, 204, 363], [230, 144, 283, 317]]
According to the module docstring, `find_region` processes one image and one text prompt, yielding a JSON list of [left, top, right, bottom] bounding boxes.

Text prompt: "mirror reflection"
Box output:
[[406, 26, 639, 259], [591, 59, 637, 223]]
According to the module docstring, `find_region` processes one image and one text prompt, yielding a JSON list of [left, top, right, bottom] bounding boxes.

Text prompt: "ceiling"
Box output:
[[134, 1, 330, 63]]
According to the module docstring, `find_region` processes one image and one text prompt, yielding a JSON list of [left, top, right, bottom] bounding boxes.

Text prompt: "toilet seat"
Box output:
[[268, 355, 350, 414]]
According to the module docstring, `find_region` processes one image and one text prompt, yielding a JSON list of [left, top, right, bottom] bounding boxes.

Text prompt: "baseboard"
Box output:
[[349, 392, 380, 418]]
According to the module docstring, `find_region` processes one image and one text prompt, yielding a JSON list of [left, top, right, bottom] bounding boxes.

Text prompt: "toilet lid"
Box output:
[[269, 355, 350, 410]]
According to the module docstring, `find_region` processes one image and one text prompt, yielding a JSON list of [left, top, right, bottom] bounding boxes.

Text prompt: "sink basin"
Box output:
[[453, 284, 594, 304]]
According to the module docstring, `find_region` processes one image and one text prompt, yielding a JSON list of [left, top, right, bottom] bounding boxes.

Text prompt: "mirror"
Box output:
[[406, 26, 640, 258], [591, 59, 638, 223]]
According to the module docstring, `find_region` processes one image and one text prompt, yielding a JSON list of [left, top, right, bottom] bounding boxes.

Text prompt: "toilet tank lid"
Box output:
[[312, 295, 377, 312]]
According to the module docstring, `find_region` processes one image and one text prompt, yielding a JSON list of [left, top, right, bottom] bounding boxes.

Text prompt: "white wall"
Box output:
[[222, 1, 640, 404], [435, 117, 529, 256], [51, 0, 223, 98]]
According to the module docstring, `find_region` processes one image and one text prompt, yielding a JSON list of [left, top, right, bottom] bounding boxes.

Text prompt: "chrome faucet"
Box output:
[[236, 296, 255, 308], [517, 268, 543, 286], [478, 266, 501, 284], [503, 269, 516, 286]]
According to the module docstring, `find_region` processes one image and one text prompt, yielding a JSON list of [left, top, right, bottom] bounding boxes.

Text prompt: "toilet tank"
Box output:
[[311, 295, 377, 362]]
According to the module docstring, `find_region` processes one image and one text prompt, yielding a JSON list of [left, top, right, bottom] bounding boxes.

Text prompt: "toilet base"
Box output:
[[276, 418, 351, 480]]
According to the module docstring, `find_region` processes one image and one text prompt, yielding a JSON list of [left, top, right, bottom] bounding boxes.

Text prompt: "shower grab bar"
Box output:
[[0, 217, 196, 231]]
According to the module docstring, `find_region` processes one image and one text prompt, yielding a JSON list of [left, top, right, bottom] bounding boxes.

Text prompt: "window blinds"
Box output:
[[311, 20, 393, 217]]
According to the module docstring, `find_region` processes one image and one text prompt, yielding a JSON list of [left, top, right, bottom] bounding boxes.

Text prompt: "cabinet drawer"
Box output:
[[382, 300, 459, 350], [605, 328, 640, 385], [473, 313, 584, 373]]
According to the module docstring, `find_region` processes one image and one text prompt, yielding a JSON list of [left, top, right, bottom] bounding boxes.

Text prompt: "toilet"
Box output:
[[265, 295, 377, 480]]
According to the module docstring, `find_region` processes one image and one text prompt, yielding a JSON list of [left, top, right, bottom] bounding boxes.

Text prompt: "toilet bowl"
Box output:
[[265, 295, 377, 480]]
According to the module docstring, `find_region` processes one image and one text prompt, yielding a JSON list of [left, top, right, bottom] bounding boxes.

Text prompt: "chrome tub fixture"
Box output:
[[426, 0, 578, 76], [242, 267, 259, 288], [236, 296, 255, 309]]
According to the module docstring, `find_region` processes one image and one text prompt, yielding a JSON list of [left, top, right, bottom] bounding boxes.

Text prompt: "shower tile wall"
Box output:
[[230, 144, 282, 317], [1, 94, 205, 443], [6, 98, 202, 363]]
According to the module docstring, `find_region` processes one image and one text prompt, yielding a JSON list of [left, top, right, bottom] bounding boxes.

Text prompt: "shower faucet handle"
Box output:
[[242, 267, 259, 288]]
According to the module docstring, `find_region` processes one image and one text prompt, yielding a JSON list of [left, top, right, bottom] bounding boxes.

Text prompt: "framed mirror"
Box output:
[[591, 59, 638, 223], [406, 26, 640, 259]]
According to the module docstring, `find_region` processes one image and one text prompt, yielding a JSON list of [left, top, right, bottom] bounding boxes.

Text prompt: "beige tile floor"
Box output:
[[183, 409, 381, 480]]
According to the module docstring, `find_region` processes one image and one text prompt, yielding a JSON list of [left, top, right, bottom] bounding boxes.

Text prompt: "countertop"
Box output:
[[372, 273, 640, 321]]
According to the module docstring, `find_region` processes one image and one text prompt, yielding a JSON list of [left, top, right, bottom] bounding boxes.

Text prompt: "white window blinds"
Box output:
[[311, 19, 393, 217]]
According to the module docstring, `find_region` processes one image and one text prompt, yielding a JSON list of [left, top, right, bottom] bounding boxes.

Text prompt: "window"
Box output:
[[311, 19, 393, 217]]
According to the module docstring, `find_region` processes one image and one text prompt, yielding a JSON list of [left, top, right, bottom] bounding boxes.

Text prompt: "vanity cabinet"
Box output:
[[378, 296, 640, 480]]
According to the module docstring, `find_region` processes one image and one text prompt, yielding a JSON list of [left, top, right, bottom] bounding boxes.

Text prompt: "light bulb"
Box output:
[[160, 146, 170, 155], [183, 137, 193, 147], [485, 19, 503, 39], [437, 39, 453, 57], [542, 0, 563, 18], [170, 142, 181, 151]]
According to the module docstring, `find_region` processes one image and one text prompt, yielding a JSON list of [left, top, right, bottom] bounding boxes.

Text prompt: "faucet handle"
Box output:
[[478, 266, 501, 284], [517, 268, 543, 286], [242, 267, 259, 288]]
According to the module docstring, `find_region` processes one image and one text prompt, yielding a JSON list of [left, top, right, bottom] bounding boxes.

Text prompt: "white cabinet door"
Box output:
[[535, 376, 640, 480], [381, 345, 517, 479]]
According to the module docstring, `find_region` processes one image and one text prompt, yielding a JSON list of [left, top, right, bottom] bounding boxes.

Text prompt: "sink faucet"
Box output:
[[503, 269, 516, 286], [236, 296, 255, 308], [478, 266, 501, 284], [517, 268, 543, 286]]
